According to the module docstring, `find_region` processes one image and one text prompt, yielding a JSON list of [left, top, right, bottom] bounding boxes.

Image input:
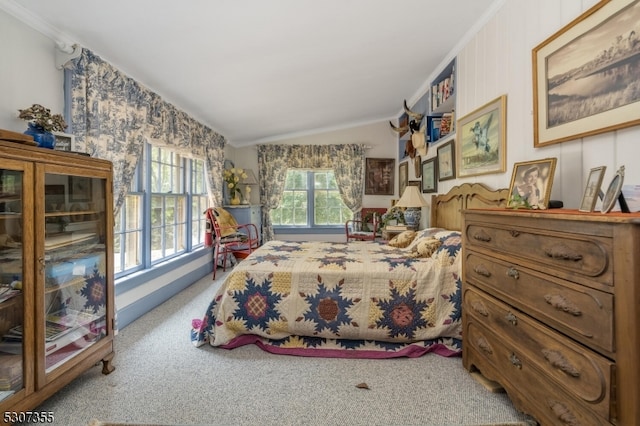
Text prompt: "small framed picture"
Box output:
[[579, 166, 606, 212], [508, 158, 557, 209], [437, 139, 455, 181], [421, 158, 437, 193], [69, 175, 92, 202], [601, 166, 626, 214], [52, 132, 75, 152], [398, 161, 409, 197]]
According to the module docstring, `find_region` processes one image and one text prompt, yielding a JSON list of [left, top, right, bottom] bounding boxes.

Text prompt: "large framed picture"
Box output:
[[533, 0, 640, 147], [437, 139, 455, 181], [579, 166, 607, 212], [398, 161, 408, 197], [508, 158, 557, 209], [456, 95, 507, 178], [421, 157, 437, 193], [365, 158, 395, 195]]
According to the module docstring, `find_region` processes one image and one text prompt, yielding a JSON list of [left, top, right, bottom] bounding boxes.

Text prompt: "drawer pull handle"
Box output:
[[509, 230, 520, 237], [477, 337, 493, 355], [506, 267, 519, 280], [544, 294, 582, 316], [542, 349, 580, 377], [547, 399, 579, 426], [472, 230, 492, 242], [471, 301, 489, 316], [544, 244, 583, 262], [473, 264, 491, 278], [505, 312, 517, 326], [509, 353, 522, 369]]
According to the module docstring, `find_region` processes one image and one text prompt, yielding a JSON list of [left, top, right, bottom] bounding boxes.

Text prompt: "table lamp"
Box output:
[[395, 185, 429, 228]]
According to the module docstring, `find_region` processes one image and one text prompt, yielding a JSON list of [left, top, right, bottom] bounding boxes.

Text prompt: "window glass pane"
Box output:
[[271, 170, 351, 227]]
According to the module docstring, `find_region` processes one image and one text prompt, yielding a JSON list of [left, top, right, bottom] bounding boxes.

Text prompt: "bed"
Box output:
[[192, 183, 508, 358]]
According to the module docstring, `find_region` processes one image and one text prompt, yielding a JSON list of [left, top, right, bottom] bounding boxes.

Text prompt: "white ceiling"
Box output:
[[2, 0, 499, 147]]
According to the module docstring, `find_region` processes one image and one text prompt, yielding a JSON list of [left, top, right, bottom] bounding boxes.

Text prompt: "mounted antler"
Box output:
[[389, 121, 409, 134], [404, 100, 424, 122]]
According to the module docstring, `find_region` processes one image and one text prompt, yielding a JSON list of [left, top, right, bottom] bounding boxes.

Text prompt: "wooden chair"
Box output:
[[345, 207, 387, 242], [205, 207, 260, 279]]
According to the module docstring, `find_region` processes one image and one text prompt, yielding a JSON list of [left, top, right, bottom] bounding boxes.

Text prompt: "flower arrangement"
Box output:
[[17, 104, 67, 132], [223, 167, 248, 201], [381, 206, 406, 227]]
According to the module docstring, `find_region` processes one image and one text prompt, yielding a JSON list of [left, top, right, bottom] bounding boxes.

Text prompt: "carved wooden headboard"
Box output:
[[430, 183, 509, 231]]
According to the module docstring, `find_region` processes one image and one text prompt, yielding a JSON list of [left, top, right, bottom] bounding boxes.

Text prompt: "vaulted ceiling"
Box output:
[[2, 0, 499, 146]]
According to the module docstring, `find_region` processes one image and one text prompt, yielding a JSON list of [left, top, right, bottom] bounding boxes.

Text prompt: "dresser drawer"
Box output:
[[464, 221, 613, 288], [464, 319, 611, 426], [463, 286, 613, 420], [464, 251, 614, 354]]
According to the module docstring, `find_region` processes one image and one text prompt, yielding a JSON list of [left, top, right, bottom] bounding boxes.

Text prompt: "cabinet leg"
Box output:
[[101, 352, 115, 375]]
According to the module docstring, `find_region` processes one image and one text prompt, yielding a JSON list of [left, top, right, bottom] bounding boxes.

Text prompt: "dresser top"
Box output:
[[464, 208, 640, 224]]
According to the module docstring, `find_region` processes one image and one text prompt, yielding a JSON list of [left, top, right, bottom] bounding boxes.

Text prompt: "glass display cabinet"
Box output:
[[0, 140, 115, 414]]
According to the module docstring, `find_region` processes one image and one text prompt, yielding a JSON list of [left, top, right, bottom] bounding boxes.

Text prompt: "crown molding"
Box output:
[[0, 0, 75, 47]]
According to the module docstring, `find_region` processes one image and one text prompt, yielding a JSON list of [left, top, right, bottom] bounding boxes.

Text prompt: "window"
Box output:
[[113, 144, 208, 277], [271, 169, 352, 228]]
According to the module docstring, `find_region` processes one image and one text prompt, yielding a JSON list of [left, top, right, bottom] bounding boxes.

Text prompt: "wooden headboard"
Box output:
[[430, 183, 509, 231]]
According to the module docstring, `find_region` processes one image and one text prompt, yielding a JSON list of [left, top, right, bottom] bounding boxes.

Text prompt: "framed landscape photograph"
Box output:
[[508, 158, 557, 209], [579, 166, 606, 212], [437, 139, 455, 181], [456, 95, 507, 178], [421, 158, 437, 193], [365, 158, 395, 195], [533, 0, 640, 147]]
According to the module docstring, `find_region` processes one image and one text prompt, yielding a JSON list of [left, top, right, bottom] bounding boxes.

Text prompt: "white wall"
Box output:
[[231, 0, 640, 220], [0, 10, 64, 132]]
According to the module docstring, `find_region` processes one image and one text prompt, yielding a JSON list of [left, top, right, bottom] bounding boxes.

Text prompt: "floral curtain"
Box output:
[[69, 49, 226, 216], [257, 144, 365, 242]]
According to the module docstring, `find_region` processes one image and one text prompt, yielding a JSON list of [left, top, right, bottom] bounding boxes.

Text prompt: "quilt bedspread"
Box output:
[[192, 230, 463, 358]]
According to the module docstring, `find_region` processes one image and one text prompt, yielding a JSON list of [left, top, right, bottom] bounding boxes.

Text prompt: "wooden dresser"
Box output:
[[462, 209, 640, 425]]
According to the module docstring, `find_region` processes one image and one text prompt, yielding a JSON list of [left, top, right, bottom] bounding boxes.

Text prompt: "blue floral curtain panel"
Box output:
[[257, 144, 365, 242], [69, 49, 226, 215]]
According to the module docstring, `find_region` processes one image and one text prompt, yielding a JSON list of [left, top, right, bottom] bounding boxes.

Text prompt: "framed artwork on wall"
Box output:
[[437, 139, 455, 181], [533, 0, 640, 147], [364, 158, 395, 195], [398, 161, 408, 197], [421, 158, 437, 193], [508, 158, 557, 210], [456, 95, 507, 178]]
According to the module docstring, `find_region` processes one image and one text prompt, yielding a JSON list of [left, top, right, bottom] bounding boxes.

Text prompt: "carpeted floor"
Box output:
[[25, 271, 536, 426]]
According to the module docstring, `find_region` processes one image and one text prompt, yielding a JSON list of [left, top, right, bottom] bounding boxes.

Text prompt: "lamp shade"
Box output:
[[243, 169, 258, 185], [395, 186, 428, 208]]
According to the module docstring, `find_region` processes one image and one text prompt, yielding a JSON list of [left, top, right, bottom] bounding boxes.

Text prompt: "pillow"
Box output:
[[213, 207, 239, 237], [388, 230, 417, 248], [408, 237, 442, 258], [407, 227, 445, 251]]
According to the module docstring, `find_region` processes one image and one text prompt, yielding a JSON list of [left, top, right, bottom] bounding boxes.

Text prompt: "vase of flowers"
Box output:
[[18, 104, 67, 149], [223, 167, 248, 205]]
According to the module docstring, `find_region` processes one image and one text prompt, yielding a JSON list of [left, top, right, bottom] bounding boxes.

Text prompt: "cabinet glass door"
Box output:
[[0, 168, 25, 401], [43, 172, 108, 373]]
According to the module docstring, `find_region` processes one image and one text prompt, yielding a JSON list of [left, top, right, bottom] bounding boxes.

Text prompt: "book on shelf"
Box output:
[[0, 287, 20, 304]]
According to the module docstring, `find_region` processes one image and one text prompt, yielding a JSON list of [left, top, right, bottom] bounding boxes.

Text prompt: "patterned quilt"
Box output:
[[192, 229, 463, 358]]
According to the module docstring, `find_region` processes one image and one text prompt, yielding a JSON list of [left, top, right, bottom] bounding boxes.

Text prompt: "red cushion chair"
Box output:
[[345, 207, 387, 242]]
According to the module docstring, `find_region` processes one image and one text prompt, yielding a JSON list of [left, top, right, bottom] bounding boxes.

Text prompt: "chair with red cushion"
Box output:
[[345, 207, 387, 242], [204, 207, 260, 279]]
